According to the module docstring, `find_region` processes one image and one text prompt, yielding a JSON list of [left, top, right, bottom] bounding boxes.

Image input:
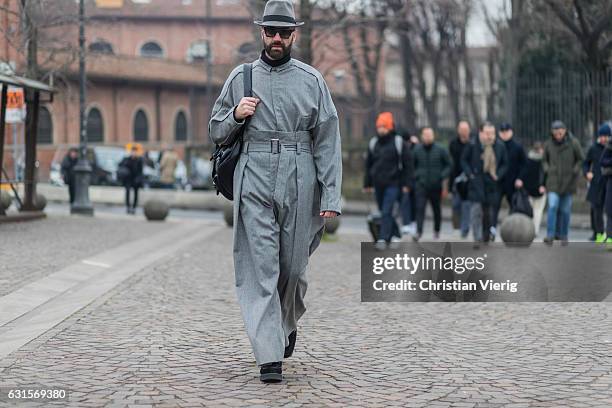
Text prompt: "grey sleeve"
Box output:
[[312, 76, 343, 214], [208, 68, 245, 146]]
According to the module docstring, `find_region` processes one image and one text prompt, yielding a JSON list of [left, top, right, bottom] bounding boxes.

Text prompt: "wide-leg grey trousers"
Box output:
[[232, 130, 324, 365]]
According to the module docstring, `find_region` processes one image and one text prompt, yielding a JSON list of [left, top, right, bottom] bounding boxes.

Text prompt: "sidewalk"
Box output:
[[31, 183, 592, 229], [0, 213, 610, 406]]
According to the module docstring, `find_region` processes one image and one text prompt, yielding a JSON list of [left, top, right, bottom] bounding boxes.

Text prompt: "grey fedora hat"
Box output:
[[254, 0, 305, 27]]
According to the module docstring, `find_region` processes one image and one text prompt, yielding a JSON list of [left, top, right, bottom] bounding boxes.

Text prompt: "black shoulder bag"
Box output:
[[210, 63, 252, 201]]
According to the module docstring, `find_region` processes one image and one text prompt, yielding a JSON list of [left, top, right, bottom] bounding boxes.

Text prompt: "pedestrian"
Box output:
[[364, 112, 413, 248], [208, 0, 342, 383], [395, 126, 419, 236], [118, 146, 144, 214], [600, 134, 612, 246], [159, 146, 178, 189], [582, 123, 610, 243], [449, 120, 472, 238], [542, 121, 585, 245], [60, 147, 79, 204], [461, 121, 508, 247], [517, 142, 547, 236], [412, 127, 451, 241], [495, 123, 526, 234]]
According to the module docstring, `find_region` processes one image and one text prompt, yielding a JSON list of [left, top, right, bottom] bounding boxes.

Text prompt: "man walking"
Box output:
[[364, 112, 413, 248], [461, 122, 508, 247], [543, 121, 584, 245], [583, 123, 610, 242], [209, 0, 342, 383], [60, 147, 79, 204], [412, 127, 451, 241], [449, 120, 472, 238], [495, 123, 526, 232]]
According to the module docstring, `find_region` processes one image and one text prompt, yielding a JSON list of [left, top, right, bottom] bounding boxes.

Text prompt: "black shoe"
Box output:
[[543, 237, 554, 246], [260, 361, 282, 383], [284, 330, 297, 358]]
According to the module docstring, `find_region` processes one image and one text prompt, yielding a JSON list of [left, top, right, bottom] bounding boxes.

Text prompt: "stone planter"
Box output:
[[223, 204, 233, 227], [500, 213, 535, 247], [144, 199, 169, 221], [0, 191, 12, 211], [324, 216, 341, 234]]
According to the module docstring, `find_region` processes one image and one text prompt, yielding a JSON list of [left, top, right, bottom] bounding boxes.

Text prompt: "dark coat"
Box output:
[[449, 136, 469, 181], [364, 132, 414, 189], [461, 139, 509, 204], [601, 143, 612, 216], [412, 143, 451, 191], [500, 138, 526, 194], [519, 153, 545, 198], [119, 156, 144, 187], [60, 154, 78, 185], [543, 134, 585, 195], [582, 143, 606, 206]]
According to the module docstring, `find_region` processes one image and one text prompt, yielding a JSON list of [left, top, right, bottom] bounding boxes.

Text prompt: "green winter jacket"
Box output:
[[543, 134, 585, 195], [412, 143, 451, 190]]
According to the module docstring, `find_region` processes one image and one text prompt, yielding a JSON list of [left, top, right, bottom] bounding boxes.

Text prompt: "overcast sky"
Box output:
[[467, 0, 506, 47]]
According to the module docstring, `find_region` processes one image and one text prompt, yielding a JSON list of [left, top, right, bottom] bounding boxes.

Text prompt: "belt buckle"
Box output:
[[270, 138, 280, 154]]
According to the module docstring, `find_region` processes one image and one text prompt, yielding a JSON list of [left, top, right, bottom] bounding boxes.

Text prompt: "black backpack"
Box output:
[[210, 63, 252, 201]]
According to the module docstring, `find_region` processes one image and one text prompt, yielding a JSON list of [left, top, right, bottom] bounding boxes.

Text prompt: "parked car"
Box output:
[[188, 157, 214, 190], [142, 150, 189, 190], [50, 145, 127, 186]]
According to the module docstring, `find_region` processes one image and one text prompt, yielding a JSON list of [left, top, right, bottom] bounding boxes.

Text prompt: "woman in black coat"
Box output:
[[601, 139, 612, 244], [118, 146, 144, 214], [583, 125, 610, 241]]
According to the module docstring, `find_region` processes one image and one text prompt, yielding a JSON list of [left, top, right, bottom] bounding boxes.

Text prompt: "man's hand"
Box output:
[[363, 187, 373, 194], [320, 211, 339, 218], [441, 188, 449, 199], [586, 171, 594, 182], [515, 179, 524, 188], [539, 186, 546, 194], [402, 186, 410, 193], [234, 97, 260, 121]]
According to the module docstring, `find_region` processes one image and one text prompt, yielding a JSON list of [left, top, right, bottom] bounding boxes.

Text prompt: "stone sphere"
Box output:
[[500, 213, 535, 246], [324, 216, 341, 234], [0, 191, 12, 211], [223, 204, 234, 227], [144, 199, 169, 221], [34, 194, 47, 211]]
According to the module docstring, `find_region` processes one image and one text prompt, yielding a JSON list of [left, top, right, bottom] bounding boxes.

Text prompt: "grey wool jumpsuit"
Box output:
[[208, 57, 342, 365]]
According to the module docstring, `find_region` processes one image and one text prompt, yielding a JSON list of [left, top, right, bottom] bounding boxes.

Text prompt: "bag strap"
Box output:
[[394, 135, 403, 171], [238, 63, 253, 144], [243, 62, 252, 98]]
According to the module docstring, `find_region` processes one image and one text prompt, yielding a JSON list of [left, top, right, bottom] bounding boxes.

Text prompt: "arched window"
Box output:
[[37, 106, 53, 144], [140, 41, 163, 58], [87, 107, 104, 143], [89, 40, 114, 55], [133, 110, 149, 142], [175, 111, 188, 141]]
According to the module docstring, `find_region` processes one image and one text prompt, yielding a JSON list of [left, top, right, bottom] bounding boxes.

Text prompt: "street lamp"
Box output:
[[71, 0, 94, 215]]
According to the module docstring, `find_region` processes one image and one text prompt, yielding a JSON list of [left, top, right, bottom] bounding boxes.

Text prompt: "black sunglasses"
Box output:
[[263, 27, 295, 39]]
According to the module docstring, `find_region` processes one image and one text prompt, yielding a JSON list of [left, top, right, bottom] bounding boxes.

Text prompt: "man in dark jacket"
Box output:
[[495, 123, 526, 232], [543, 121, 585, 244], [461, 122, 508, 246], [60, 147, 79, 204], [600, 136, 612, 246], [449, 120, 472, 238], [412, 127, 451, 240], [118, 146, 144, 214], [364, 112, 413, 248], [583, 123, 610, 242], [517, 142, 547, 236]]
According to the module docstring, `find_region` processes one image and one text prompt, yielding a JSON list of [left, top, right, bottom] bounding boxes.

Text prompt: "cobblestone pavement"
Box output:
[[0, 220, 611, 407], [0, 214, 174, 297]]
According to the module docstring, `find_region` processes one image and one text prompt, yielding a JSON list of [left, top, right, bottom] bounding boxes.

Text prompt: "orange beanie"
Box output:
[[376, 112, 395, 131]]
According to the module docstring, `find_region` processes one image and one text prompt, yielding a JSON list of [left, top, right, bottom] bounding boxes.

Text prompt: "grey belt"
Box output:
[[242, 139, 312, 155]]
